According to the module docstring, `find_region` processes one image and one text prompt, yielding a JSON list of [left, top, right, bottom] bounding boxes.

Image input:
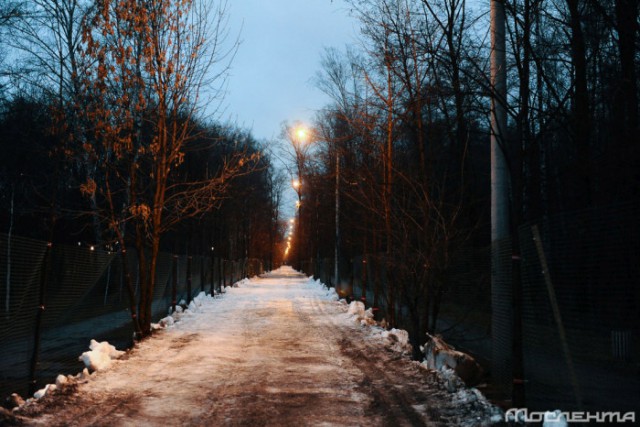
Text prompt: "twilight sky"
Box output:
[[220, 0, 359, 142]]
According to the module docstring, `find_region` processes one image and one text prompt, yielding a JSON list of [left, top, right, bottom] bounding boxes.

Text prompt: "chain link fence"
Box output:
[[0, 234, 263, 400], [301, 201, 639, 413], [518, 202, 639, 412]]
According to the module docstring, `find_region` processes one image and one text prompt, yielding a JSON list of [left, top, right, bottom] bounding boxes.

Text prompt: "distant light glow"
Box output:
[[296, 127, 307, 141]]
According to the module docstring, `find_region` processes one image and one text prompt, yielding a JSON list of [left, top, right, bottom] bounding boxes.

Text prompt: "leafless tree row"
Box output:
[[289, 0, 638, 355], [0, 1, 283, 336]]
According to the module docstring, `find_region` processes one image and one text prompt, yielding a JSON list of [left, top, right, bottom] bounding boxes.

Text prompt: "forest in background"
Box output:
[[284, 0, 639, 358], [1, 0, 638, 354], [0, 0, 286, 335]]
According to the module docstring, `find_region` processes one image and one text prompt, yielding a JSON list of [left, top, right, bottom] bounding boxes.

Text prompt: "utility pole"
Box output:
[[490, 0, 512, 400], [334, 144, 340, 288]]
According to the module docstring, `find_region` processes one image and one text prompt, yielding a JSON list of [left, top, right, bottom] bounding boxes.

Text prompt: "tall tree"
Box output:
[[80, 0, 250, 335], [566, 0, 592, 206]]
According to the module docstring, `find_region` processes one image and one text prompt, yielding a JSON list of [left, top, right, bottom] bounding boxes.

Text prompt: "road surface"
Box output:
[[13, 267, 498, 426]]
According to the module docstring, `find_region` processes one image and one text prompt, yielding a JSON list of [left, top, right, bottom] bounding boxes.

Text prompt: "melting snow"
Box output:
[[11, 268, 501, 426], [78, 339, 125, 372]]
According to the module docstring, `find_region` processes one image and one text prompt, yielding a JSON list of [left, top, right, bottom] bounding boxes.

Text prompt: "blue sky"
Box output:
[[220, 0, 358, 142]]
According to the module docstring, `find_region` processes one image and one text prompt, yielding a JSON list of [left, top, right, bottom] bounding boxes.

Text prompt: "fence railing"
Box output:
[[0, 234, 263, 400]]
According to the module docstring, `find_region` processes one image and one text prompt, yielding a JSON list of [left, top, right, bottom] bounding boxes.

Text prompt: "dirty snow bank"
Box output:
[[23, 337, 129, 403], [346, 300, 377, 327], [78, 339, 125, 372], [16, 277, 253, 406], [152, 279, 251, 330], [303, 276, 339, 301], [422, 333, 483, 386], [305, 274, 502, 423]]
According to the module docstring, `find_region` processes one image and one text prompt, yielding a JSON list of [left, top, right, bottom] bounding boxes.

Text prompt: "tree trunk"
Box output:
[[5, 185, 14, 314], [614, 0, 639, 198], [615, 0, 639, 140], [567, 0, 592, 207]]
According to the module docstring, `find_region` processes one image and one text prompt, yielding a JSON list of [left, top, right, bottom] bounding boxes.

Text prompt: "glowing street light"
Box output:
[[295, 127, 308, 141], [287, 122, 313, 271]]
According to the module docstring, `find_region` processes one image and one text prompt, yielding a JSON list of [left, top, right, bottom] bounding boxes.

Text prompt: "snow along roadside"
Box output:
[[6, 277, 251, 409], [6, 276, 499, 425]]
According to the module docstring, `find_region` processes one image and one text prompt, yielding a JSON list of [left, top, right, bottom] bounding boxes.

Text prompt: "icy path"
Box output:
[[17, 267, 497, 426]]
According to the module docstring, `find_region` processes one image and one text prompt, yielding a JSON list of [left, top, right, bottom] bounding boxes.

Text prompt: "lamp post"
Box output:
[[294, 182, 302, 271], [284, 218, 294, 264], [334, 141, 340, 289], [289, 124, 308, 272]]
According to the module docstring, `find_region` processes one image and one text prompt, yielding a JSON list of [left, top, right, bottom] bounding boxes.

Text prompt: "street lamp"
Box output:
[[293, 180, 302, 270], [294, 125, 308, 144], [287, 122, 311, 272], [334, 135, 340, 289]]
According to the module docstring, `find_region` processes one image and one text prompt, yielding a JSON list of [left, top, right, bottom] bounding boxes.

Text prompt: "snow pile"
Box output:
[[78, 339, 125, 372], [361, 308, 376, 325], [306, 277, 322, 287], [421, 333, 482, 386], [347, 301, 365, 317], [33, 384, 56, 400], [449, 387, 504, 426], [28, 369, 93, 402], [439, 367, 467, 393], [301, 276, 339, 301], [188, 291, 214, 313], [55, 374, 68, 388], [152, 315, 175, 330], [325, 288, 339, 301], [346, 301, 377, 326], [381, 328, 413, 354], [232, 277, 251, 288], [154, 292, 216, 329]]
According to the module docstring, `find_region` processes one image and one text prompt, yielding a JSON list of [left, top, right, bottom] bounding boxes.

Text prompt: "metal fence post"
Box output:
[[532, 225, 583, 409], [230, 261, 234, 286], [217, 258, 222, 293], [29, 242, 52, 396], [186, 256, 192, 303], [361, 257, 368, 303], [210, 251, 215, 295], [222, 260, 227, 290], [200, 256, 205, 293], [172, 255, 178, 313]]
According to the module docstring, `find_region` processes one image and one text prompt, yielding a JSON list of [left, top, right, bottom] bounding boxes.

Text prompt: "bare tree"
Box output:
[[80, 0, 251, 336]]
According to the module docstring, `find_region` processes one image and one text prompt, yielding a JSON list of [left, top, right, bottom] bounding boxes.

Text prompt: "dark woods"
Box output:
[[287, 0, 639, 355], [0, 0, 281, 335], [0, 0, 638, 350]]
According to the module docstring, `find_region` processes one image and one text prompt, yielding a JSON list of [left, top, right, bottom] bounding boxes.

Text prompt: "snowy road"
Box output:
[[15, 267, 497, 426]]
